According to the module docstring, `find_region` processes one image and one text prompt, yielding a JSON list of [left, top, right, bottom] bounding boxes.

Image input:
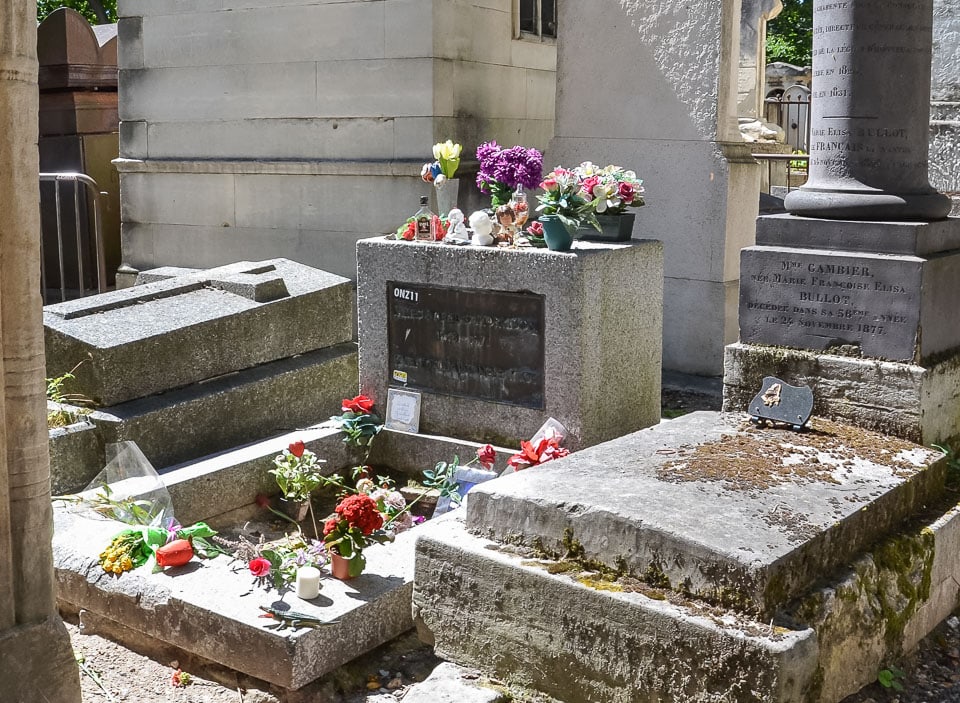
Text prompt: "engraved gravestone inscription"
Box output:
[[785, 0, 951, 219], [386, 282, 545, 408], [739, 248, 922, 361]]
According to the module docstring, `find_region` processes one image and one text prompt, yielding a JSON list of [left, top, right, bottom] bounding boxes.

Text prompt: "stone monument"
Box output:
[[725, 0, 960, 444], [0, 1, 82, 700]]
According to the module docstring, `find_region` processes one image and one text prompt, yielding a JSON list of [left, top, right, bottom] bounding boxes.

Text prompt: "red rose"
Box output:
[[335, 493, 383, 535], [288, 440, 305, 458], [617, 181, 634, 202], [401, 221, 416, 241], [477, 444, 496, 470], [527, 221, 544, 236], [248, 557, 271, 577], [342, 395, 375, 413]]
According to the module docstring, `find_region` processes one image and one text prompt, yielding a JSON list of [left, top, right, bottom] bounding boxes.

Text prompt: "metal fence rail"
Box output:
[[39, 172, 107, 304], [753, 153, 809, 196]]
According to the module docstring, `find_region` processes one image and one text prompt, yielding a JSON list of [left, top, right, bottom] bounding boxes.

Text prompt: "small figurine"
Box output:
[[469, 210, 495, 246], [494, 204, 518, 245], [446, 208, 470, 243]]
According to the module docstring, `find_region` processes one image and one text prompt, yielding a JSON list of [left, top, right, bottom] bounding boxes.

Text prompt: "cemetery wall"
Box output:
[[116, 0, 556, 280]]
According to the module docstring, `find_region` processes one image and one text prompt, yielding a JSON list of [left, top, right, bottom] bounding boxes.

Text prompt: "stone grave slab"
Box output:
[[415, 488, 960, 703], [357, 237, 663, 450], [465, 411, 946, 618], [53, 506, 419, 690], [44, 259, 354, 406], [414, 515, 820, 703]]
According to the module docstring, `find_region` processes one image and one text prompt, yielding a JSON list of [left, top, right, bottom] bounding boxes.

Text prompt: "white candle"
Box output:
[[295, 566, 321, 599]]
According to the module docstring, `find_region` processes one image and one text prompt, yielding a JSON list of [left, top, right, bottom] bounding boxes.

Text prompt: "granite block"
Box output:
[[44, 259, 354, 406]]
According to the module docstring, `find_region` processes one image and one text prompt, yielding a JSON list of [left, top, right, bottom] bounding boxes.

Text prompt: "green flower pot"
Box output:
[[539, 215, 574, 252]]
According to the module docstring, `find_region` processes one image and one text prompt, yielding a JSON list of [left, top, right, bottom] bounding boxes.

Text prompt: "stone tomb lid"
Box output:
[[44, 259, 354, 406], [465, 411, 945, 618]]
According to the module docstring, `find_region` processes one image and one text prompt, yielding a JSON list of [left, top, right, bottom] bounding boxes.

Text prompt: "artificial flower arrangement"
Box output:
[[573, 161, 645, 215], [476, 141, 544, 207], [421, 139, 462, 183], [536, 166, 601, 232]]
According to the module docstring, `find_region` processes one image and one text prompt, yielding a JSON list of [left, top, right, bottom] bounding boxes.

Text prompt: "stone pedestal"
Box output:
[[357, 238, 663, 450], [724, 214, 960, 443]]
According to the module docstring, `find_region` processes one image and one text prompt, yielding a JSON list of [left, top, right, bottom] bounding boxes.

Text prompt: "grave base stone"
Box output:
[[725, 215, 960, 444]]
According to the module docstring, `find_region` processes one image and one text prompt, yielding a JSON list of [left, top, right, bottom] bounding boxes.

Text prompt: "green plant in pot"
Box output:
[[535, 167, 600, 251], [270, 441, 324, 532]]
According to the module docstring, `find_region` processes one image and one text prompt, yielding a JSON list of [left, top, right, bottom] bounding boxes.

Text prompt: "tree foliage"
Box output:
[[37, 0, 117, 25], [766, 0, 812, 66]]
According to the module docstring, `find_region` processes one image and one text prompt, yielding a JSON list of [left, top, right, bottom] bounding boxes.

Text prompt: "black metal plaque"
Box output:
[[748, 376, 813, 430], [387, 282, 545, 408]]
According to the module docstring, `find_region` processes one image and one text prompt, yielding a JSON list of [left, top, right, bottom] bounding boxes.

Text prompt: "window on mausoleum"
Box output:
[[517, 0, 556, 40]]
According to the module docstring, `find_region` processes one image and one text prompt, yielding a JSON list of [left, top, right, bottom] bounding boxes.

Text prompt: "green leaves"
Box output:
[[423, 457, 464, 507], [765, 0, 812, 66], [877, 666, 905, 691]]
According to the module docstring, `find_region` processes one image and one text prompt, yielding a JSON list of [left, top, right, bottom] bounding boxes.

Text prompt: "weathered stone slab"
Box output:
[[738, 241, 960, 363], [49, 418, 103, 495], [414, 516, 820, 703], [401, 663, 507, 703], [414, 487, 960, 703], [723, 342, 960, 444], [357, 238, 663, 450], [465, 411, 945, 617], [54, 506, 418, 689], [44, 259, 354, 406], [82, 343, 357, 471]]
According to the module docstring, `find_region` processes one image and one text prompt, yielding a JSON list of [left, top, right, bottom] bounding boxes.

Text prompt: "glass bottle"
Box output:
[[511, 186, 529, 228], [414, 196, 437, 242]]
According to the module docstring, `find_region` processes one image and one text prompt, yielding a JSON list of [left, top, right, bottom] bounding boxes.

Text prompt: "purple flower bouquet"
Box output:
[[475, 141, 544, 207]]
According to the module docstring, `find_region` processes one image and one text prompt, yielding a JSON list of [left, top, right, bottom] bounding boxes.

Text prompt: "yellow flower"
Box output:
[[120, 556, 133, 571], [433, 140, 461, 161]]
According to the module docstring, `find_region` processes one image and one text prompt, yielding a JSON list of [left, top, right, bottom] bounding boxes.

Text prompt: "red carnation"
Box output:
[[342, 395, 375, 414], [288, 440, 305, 458], [335, 494, 383, 535]]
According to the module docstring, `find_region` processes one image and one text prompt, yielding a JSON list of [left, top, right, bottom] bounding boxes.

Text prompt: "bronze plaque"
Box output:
[[387, 282, 545, 408]]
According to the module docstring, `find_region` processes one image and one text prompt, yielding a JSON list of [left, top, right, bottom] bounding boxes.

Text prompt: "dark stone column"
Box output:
[[785, 0, 951, 220]]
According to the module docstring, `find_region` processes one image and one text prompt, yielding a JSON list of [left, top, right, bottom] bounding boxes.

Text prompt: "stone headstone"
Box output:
[[357, 238, 663, 451]]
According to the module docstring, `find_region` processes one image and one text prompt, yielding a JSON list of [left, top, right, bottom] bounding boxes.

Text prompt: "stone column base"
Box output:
[[722, 342, 960, 444], [0, 616, 80, 703]]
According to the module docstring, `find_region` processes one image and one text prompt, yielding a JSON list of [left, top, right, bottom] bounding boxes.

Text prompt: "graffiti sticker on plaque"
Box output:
[[387, 282, 545, 408]]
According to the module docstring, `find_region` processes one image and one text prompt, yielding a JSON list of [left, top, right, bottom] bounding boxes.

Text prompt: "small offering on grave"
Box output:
[[747, 375, 813, 430]]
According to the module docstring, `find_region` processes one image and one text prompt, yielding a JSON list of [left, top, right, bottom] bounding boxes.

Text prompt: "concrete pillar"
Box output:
[[785, 0, 951, 220], [0, 1, 82, 700]]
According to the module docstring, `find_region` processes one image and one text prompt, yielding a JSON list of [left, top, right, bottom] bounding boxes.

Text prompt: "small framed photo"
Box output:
[[385, 388, 422, 433]]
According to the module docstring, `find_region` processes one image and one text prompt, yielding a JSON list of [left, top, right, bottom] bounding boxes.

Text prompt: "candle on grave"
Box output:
[[295, 566, 321, 599]]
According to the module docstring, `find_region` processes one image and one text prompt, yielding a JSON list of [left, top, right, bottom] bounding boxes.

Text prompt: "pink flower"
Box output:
[[477, 444, 496, 470], [526, 221, 544, 236], [540, 178, 557, 190], [617, 181, 635, 202], [581, 176, 600, 197], [288, 440, 305, 458], [248, 557, 271, 577]]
